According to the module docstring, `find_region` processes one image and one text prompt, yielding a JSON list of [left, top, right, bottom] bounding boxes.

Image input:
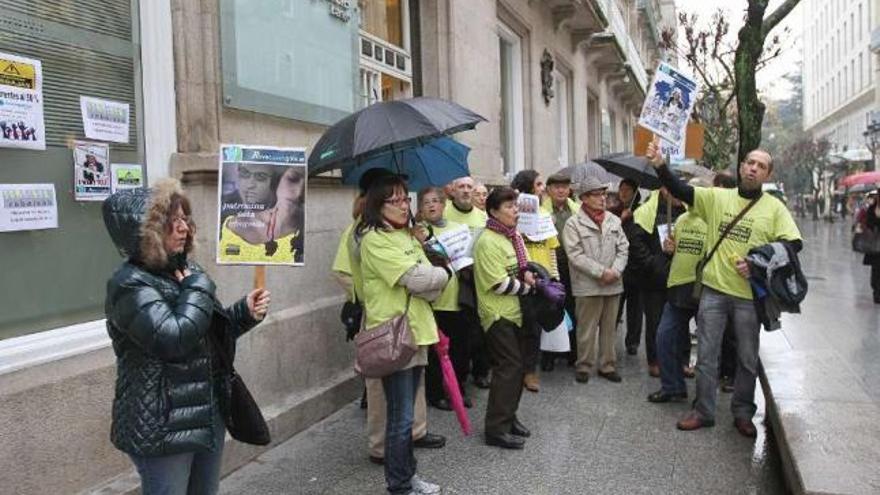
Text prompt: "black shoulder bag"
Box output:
[[692, 196, 761, 300], [208, 328, 272, 446]]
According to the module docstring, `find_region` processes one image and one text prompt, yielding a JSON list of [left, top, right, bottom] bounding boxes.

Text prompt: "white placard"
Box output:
[[80, 96, 130, 143], [661, 138, 685, 163], [638, 62, 698, 147], [0, 184, 57, 232], [0, 52, 46, 150], [73, 140, 111, 201], [111, 163, 143, 192], [435, 223, 473, 271], [657, 223, 671, 246], [516, 193, 557, 241]]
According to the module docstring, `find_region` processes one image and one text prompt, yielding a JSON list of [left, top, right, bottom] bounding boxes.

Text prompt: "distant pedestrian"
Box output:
[[647, 139, 802, 438], [855, 191, 880, 303], [102, 179, 271, 495], [617, 178, 644, 356], [563, 176, 629, 384]]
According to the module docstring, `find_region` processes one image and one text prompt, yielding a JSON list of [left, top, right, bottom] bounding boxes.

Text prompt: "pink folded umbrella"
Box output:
[[433, 329, 472, 436], [840, 171, 880, 188]]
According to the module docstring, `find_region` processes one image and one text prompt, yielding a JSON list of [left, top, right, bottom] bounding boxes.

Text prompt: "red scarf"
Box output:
[[581, 203, 606, 230], [486, 217, 529, 273]]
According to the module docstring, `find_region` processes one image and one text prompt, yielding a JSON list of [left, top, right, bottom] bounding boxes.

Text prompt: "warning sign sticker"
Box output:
[[0, 58, 36, 89]]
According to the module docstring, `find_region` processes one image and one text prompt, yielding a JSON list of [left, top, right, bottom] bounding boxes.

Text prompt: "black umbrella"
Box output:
[[593, 153, 662, 190], [308, 97, 486, 176]]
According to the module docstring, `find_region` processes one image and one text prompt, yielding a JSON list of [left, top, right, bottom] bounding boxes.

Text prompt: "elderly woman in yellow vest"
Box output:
[[474, 186, 537, 450], [357, 174, 450, 495], [414, 186, 472, 411], [511, 170, 559, 393]]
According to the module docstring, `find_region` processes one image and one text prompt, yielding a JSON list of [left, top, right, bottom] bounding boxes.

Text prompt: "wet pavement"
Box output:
[[760, 218, 880, 494]]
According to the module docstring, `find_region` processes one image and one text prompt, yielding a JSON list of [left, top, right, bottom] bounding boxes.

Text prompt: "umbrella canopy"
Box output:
[[672, 162, 715, 180], [568, 161, 618, 186], [342, 137, 470, 191], [434, 330, 472, 436], [308, 97, 486, 176], [839, 170, 880, 188], [845, 183, 878, 194], [593, 153, 662, 189]]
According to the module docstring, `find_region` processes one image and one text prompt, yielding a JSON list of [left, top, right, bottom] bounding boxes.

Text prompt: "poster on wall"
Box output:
[[0, 184, 57, 232], [216, 144, 307, 266], [638, 62, 698, 147], [80, 96, 130, 143], [111, 163, 143, 192], [72, 140, 111, 201], [0, 52, 46, 150]]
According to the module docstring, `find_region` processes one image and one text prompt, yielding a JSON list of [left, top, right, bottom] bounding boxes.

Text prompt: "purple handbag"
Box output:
[[354, 295, 417, 378]]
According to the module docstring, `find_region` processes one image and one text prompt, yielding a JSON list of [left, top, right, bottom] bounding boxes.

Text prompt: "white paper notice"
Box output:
[[111, 163, 143, 192], [657, 223, 671, 246], [516, 193, 557, 242], [435, 223, 473, 271], [0, 52, 46, 150], [80, 96, 130, 143], [638, 62, 698, 147], [0, 184, 58, 232]]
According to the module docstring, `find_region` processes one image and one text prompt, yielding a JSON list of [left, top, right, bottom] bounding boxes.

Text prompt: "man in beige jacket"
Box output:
[[563, 176, 630, 384]]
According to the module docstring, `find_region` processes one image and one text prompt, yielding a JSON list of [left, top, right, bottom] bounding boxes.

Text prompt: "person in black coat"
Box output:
[[625, 189, 685, 376], [102, 179, 271, 495]]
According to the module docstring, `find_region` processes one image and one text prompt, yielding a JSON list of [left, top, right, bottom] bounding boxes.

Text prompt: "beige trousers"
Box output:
[[575, 295, 621, 374], [365, 375, 427, 458]]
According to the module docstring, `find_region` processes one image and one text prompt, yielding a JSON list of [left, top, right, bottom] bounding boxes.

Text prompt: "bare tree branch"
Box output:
[[762, 0, 801, 38]]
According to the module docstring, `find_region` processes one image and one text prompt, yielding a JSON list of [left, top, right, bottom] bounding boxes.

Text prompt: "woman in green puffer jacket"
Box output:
[[102, 178, 270, 495]]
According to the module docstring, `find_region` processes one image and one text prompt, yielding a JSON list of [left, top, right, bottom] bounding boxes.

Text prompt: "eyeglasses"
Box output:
[[169, 214, 191, 228], [420, 197, 443, 206], [384, 196, 411, 207]]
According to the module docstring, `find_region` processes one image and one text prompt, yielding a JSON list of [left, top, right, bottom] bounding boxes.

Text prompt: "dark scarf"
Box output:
[[581, 203, 606, 230], [486, 217, 529, 272]]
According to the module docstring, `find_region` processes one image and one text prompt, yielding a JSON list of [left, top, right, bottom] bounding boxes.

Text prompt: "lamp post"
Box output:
[[862, 117, 880, 172]]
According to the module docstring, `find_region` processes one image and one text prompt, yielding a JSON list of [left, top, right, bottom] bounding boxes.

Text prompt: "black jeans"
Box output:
[[641, 290, 666, 365], [426, 310, 471, 403], [484, 318, 526, 436], [622, 282, 643, 350], [464, 305, 489, 380]]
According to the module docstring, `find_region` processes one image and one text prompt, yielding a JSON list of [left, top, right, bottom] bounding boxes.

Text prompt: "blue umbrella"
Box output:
[[342, 137, 470, 191]]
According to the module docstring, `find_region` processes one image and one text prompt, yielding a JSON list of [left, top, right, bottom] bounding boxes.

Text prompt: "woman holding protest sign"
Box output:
[[357, 175, 449, 495], [102, 179, 271, 495], [415, 187, 472, 411]]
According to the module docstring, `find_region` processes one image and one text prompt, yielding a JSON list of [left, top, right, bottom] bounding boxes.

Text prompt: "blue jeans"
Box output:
[[655, 303, 696, 395], [694, 287, 761, 422], [382, 366, 423, 494], [128, 414, 225, 495]]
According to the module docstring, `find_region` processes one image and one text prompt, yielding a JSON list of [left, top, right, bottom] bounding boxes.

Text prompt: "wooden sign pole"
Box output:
[[253, 265, 266, 290]]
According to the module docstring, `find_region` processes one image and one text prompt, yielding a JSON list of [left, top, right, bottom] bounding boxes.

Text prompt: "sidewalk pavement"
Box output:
[[221, 348, 784, 494], [760, 218, 880, 495]]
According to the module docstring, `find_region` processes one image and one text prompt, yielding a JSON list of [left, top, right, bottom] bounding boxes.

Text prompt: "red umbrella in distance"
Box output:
[[433, 329, 472, 436], [840, 170, 880, 188]]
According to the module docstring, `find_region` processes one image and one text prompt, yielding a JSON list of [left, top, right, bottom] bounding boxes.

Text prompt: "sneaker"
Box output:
[[411, 475, 441, 494], [523, 372, 540, 392]]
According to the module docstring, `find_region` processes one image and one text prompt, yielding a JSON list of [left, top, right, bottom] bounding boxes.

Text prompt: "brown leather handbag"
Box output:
[[354, 294, 417, 378]]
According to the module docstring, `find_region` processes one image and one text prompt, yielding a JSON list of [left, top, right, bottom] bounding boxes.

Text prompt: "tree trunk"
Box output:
[[735, 3, 769, 166]]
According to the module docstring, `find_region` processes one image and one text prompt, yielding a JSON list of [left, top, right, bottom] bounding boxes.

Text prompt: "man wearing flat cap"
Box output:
[[541, 172, 580, 369], [562, 177, 629, 384]]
